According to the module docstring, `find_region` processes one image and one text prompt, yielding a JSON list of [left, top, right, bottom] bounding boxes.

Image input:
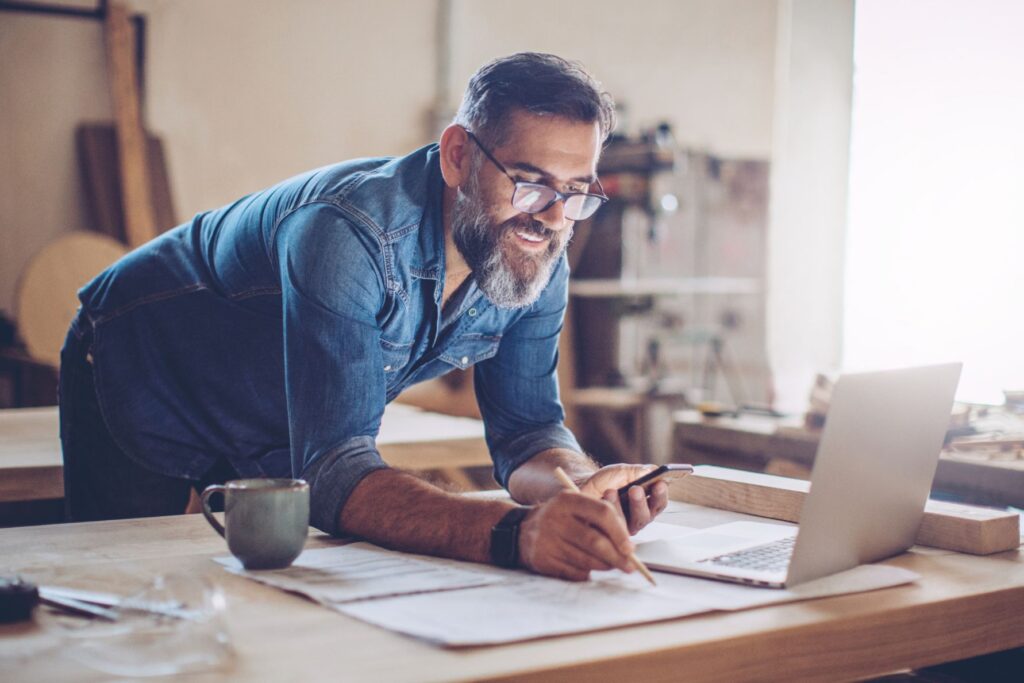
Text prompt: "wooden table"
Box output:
[[674, 410, 1024, 508], [1, 484, 1021, 682], [0, 404, 490, 504]]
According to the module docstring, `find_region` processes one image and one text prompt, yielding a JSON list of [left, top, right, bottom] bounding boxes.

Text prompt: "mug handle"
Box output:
[[200, 485, 227, 538]]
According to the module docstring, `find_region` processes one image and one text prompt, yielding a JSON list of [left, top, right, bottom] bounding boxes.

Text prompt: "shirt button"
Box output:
[[384, 365, 392, 371], [468, 307, 477, 317], [461, 356, 469, 366]]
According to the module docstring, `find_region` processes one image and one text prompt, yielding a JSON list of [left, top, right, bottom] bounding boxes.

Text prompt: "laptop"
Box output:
[[636, 362, 963, 588]]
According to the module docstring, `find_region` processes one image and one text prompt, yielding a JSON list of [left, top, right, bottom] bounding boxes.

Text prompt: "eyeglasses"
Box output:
[[464, 130, 608, 221]]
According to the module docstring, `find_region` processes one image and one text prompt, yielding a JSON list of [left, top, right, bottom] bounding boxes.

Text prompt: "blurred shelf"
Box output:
[[569, 277, 759, 298], [673, 409, 1024, 509]]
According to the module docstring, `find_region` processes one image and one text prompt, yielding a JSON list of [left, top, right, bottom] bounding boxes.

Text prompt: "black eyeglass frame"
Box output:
[[464, 129, 609, 221]]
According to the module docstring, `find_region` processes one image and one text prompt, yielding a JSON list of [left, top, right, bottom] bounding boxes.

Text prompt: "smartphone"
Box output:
[[617, 464, 694, 517]]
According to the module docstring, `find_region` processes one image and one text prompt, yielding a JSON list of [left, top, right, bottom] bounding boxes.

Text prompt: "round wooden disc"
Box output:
[[16, 232, 128, 367]]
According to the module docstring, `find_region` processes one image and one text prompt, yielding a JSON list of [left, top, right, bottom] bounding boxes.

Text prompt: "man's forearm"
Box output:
[[337, 468, 515, 563], [506, 448, 600, 504]]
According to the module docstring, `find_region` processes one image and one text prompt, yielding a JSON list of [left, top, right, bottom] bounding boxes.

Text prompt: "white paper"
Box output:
[[217, 537, 919, 647], [215, 543, 504, 604], [648, 563, 920, 611], [337, 571, 709, 646], [334, 563, 917, 646]]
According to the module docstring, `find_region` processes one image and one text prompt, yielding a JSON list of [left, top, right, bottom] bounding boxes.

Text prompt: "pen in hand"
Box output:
[[552, 467, 657, 586]]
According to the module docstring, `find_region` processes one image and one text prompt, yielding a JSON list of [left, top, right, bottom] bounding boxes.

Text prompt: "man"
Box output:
[[60, 52, 669, 581]]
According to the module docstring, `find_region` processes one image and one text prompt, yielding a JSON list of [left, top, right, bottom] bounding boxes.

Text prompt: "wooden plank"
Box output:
[[145, 127, 177, 231], [671, 465, 808, 521], [917, 498, 1020, 555], [0, 465, 62, 502], [104, 1, 158, 247], [76, 124, 177, 242], [670, 466, 1021, 555], [76, 124, 125, 242]]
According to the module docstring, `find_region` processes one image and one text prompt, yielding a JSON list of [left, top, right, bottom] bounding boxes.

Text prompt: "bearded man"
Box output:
[[59, 52, 669, 580]]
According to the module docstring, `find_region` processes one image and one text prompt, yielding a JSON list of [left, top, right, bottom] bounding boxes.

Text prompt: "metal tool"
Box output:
[[38, 585, 198, 621]]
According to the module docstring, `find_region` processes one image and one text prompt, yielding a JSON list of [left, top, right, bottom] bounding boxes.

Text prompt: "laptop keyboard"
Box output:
[[700, 536, 796, 572]]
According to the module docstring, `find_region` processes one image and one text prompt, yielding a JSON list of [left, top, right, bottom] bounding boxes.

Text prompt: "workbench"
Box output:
[[0, 404, 491, 505], [1, 478, 1021, 682]]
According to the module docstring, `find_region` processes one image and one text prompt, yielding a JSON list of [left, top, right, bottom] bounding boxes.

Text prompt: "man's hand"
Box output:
[[517, 491, 636, 581], [578, 464, 669, 535]]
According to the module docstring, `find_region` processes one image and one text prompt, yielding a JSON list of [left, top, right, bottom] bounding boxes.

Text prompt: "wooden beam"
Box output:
[[670, 466, 1020, 555], [104, 1, 158, 247]]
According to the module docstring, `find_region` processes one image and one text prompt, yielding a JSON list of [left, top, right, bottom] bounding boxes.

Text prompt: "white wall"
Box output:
[[138, 0, 439, 218], [448, 0, 777, 157], [140, 0, 779, 219], [844, 0, 1024, 404], [766, 0, 855, 411], [0, 12, 112, 318]]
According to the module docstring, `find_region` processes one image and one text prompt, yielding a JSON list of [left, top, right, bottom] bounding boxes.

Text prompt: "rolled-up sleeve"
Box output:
[[274, 203, 391, 535], [473, 257, 583, 488]]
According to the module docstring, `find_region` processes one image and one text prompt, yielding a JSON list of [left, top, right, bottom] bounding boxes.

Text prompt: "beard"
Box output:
[[450, 179, 572, 309]]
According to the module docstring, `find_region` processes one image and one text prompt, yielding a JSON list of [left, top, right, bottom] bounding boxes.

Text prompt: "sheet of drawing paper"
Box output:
[[216, 543, 504, 604]]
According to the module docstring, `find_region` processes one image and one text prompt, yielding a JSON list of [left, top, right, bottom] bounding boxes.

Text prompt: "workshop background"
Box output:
[[2, 0, 1022, 469]]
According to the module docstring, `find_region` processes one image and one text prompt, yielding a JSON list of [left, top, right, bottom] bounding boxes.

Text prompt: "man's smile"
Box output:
[[513, 227, 550, 249]]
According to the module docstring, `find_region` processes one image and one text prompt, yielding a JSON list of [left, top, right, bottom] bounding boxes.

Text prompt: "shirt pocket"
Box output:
[[379, 338, 413, 376], [439, 333, 502, 371]]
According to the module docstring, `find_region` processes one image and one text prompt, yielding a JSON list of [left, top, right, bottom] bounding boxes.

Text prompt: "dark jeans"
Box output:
[[59, 313, 237, 522]]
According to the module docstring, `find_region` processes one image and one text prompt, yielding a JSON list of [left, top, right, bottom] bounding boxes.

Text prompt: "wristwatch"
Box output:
[[489, 506, 531, 568]]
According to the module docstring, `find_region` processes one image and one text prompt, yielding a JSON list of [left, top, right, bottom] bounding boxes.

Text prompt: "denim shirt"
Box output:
[[77, 143, 581, 535]]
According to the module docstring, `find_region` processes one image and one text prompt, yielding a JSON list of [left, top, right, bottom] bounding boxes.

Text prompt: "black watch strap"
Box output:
[[489, 506, 531, 568]]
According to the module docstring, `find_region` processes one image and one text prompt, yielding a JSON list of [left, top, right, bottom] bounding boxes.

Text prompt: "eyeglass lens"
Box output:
[[511, 184, 604, 221]]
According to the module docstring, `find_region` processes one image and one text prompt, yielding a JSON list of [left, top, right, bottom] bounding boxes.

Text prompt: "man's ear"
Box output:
[[439, 124, 471, 189]]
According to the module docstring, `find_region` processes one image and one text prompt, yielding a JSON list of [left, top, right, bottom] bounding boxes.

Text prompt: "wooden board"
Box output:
[[76, 123, 177, 241], [670, 465, 1021, 555], [15, 232, 127, 367], [104, 1, 158, 247]]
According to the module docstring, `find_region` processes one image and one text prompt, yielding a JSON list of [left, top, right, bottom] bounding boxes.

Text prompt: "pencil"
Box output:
[[552, 467, 657, 586]]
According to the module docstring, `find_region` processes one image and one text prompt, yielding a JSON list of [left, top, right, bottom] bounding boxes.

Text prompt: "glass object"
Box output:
[[60, 573, 235, 677]]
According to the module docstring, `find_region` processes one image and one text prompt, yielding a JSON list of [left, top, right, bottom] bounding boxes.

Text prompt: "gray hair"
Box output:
[[454, 52, 616, 148]]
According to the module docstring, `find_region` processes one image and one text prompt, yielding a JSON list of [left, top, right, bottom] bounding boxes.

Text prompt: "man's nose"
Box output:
[[533, 199, 571, 231]]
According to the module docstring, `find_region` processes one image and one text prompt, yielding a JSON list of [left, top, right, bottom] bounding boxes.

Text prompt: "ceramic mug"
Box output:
[[201, 479, 309, 570]]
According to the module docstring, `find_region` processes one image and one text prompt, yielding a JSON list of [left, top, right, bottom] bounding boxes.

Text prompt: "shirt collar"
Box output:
[[409, 144, 446, 280]]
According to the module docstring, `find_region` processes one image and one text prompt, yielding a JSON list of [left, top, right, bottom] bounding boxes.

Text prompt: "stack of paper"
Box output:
[[217, 526, 919, 647]]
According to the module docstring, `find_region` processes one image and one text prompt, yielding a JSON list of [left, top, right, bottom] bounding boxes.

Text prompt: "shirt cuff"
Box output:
[[490, 424, 583, 489], [298, 435, 390, 535]]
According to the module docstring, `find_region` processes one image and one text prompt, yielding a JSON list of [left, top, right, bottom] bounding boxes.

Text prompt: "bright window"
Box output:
[[844, 0, 1024, 403]]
